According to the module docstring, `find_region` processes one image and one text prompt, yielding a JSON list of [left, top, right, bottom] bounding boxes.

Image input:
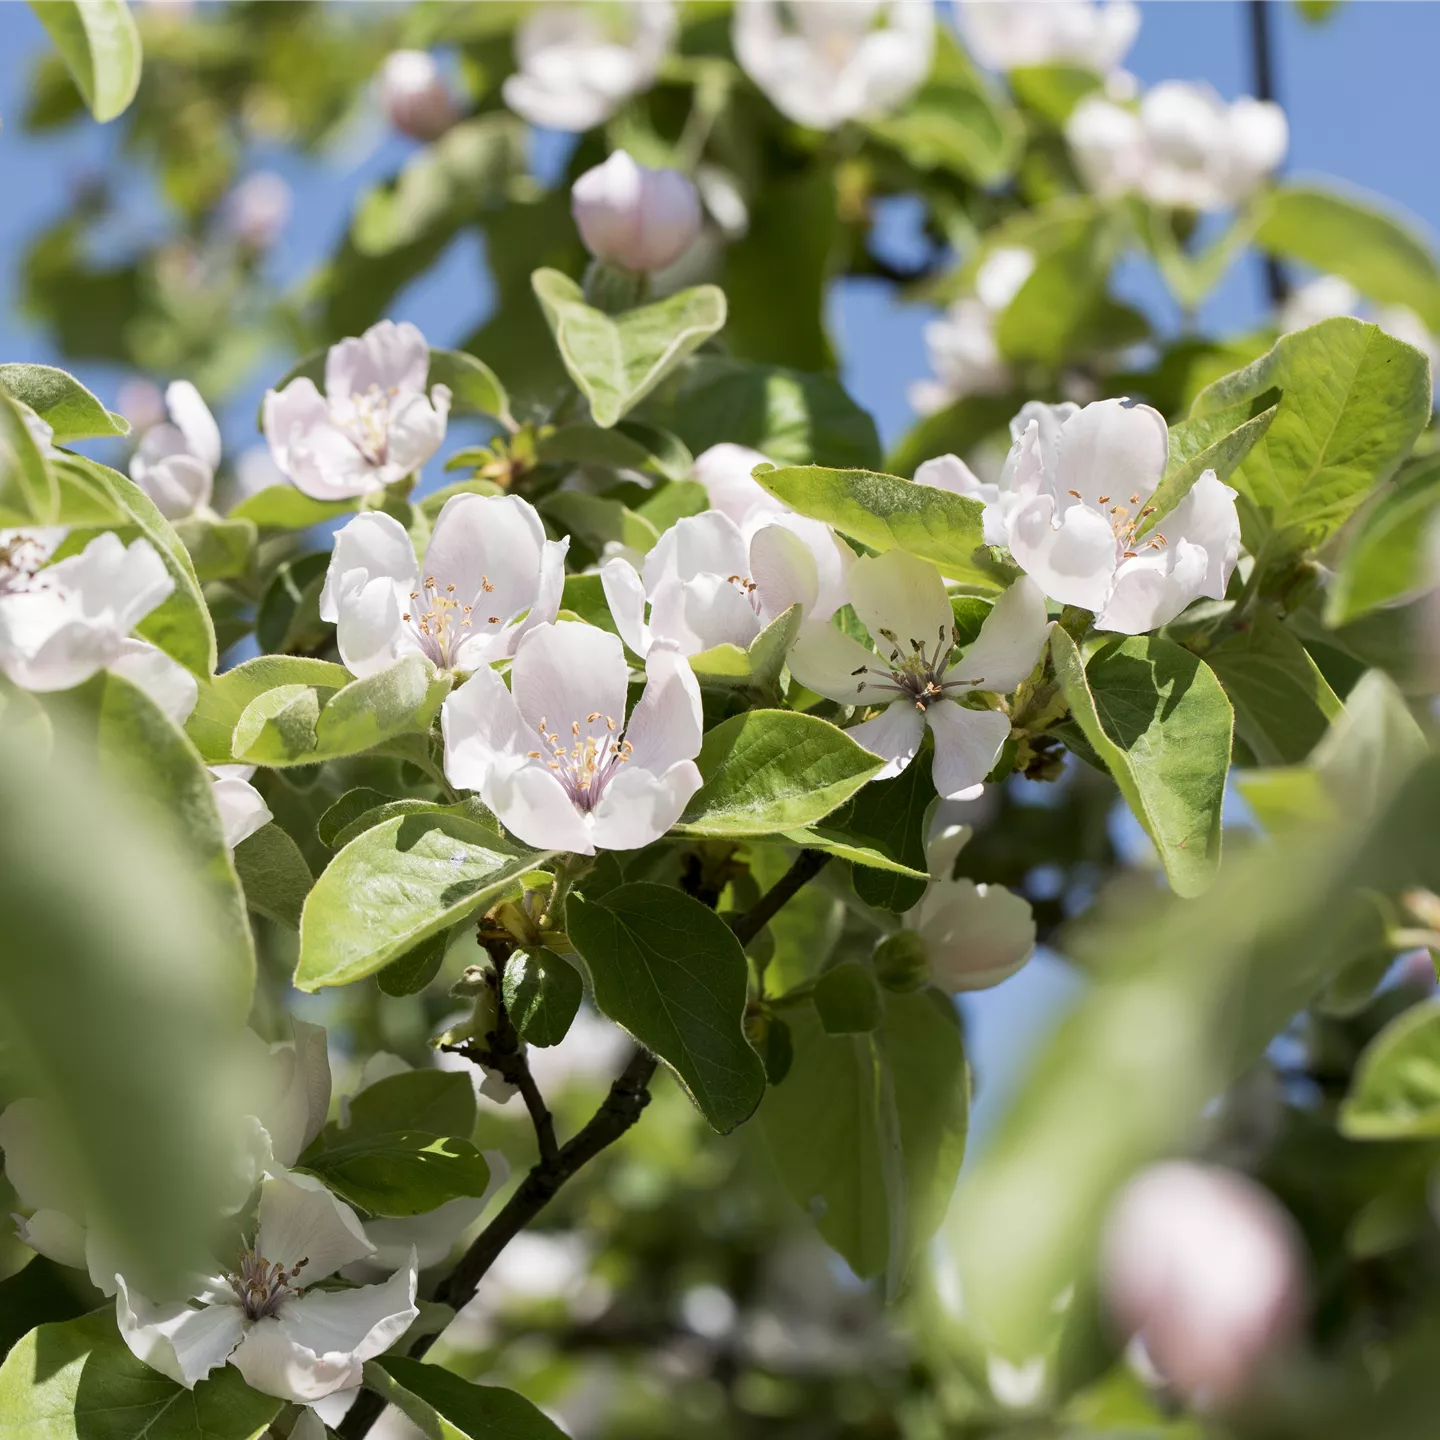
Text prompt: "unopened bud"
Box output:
[[224, 171, 291, 251], [1101, 1162, 1306, 1408], [379, 50, 458, 142], [874, 929, 929, 992], [571, 150, 702, 275]]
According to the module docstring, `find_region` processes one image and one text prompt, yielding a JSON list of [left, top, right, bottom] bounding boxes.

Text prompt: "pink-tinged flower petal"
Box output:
[[586, 760, 702, 850], [624, 642, 702, 773], [748, 522, 819, 621], [255, 1169, 374, 1283], [109, 638, 199, 725], [693, 443, 782, 529], [1052, 397, 1167, 513], [211, 773, 272, 851], [766, 513, 852, 620], [915, 452, 994, 501], [787, 619, 879, 704], [485, 764, 596, 855], [511, 622, 629, 740], [441, 664, 529, 795], [642, 511, 749, 594], [1008, 493, 1118, 611], [1158, 471, 1240, 600], [925, 699, 1012, 800], [320, 512, 417, 622], [949, 577, 1050, 695], [115, 1278, 245, 1390], [423, 493, 543, 617], [909, 878, 1035, 992], [648, 572, 761, 654], [847, 549, 952, 656], [165, 380, 222, 472], [600, 557, 652, 656], [325, 320, 429, 401], [331, 572, 409, 681], [382, 385, 451, 481], [847, 700, 927, 781], [130, 443, 212, 520], [1095, 540, 1210, 634]]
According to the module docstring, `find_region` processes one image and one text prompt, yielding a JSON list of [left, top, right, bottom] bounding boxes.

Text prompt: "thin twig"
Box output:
[[1248, 0, 1289, 307], [730, 849, 832, 947]]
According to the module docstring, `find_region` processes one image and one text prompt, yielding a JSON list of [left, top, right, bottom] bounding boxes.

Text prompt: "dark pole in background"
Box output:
[[1248, 0, 1290, 307]]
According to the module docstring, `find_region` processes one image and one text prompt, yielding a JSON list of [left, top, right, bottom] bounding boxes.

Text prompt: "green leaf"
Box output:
[[532, 268, 727, 428], [677, 710, 884, 837], [1326, 457, 1440, 624], [755, 465, 1005, 590], [28, 0, 143, 122], [174, 515, 256, 583], [540, 490, 660, 553], [536, 422, 694, 482], [667, 357, 882, 470], [839, 744, 935, 912], [566, 883, 766, 1133], [761, 988, 968, 1285], [345, 1070, 477, 1144], [186, 656, 352, 763], [378, 930, 450, 997], [1145, 390, 1279, 528], [1007, 64, 1103, 125], [317, 786, 403, 848], [1255, 183, 1440, 331], [1051, 628, 1233, 897], [0, 1258, 96, 1362], [232, 822, 314, 929], [229, 485, 358, 531], [0, 1312, 279, 1439], [57, 456, 216, 678], [256, 550, 332, 655], [233, 656, 452, 767], [94, 672, 254, 1013], [428, 348, 512, 426], [776, 826, 929, 881], [0, 362, 128, 441], [504, 947, 583, 1048], [1340, 1001, 1440, 1140], [1190, 317, 1432, 575], [303, 1131, 491, 1217], [365, 1354, 568, 1440], [866, 73, 1022, 187], [1207, 610, 1342, 766], [814, 962, 884, 1034], [557, 572, 619, 634], [689, 604, 801, 692], [0, 389, 57, 523], [296, 812, 548, 991]]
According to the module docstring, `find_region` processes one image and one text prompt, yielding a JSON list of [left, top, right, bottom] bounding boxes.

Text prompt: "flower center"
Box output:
[[0, 533, 54, 596], [334, 384, 398, 467], [228, 1247, 307, 1322], [402, 574, 503, 668], [852, 625, 984, 712], [1067, 489, 1170, 560], [526, 713, 633, 813], [726, 573, 763, 616]]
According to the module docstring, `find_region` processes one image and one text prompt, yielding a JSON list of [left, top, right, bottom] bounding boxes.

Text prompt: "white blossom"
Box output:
[[263, 321, 451, 501], [442, 621, 703, 855], [733, 0, 934, 131], [319, 494, 568, 680], [789, 558, 1049, 799], [503, 1, 675, 133], [209, 765, 273, 850], [571, 151, 702, 274], [1276, 274, 1361, 334], [993, 398, 1241, 633], [1067, 82, 1287, 212], [224, 172, 292, 251], [379, 50, 459, 141], [1101, 1162, 1307, 1406], [956, 0, 1139, 75], [129, 380, 221, 520], [600, 509, 841, 659], [0, 531, 173, 692], [903, 824, 1035, 991], [908, 248, 1034, 415], [115, 1167, 418, 1403]]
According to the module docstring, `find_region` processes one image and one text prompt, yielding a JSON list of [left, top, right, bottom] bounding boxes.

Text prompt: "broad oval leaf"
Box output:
[[186, 655, 351, 763], [0, 362, 128, 441], [566, 882, 766, 1133], [429, 347, 512, 425], [296, 812, 550, 991], [344, 1070, 477, 1144], [302, 1131, 490, 1217], [1340, 1000, 1440, 1140], [678, 710, 884, 837], [232, 822, 314, 930], [29, 0, 143, 123], [366, 1354, 568, 1440], [229, 484, 358, 531], [532, 268, 728, 428], [503, 947, 583, 1048], [1051, 628, 1233, 898], [0, 1311, 280, 1440], [755, 464, 1005, 590]]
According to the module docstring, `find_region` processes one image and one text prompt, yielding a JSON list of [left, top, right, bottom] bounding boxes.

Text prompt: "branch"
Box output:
[[1248, 0, 1290, 306], [730, 849, 831, 947], [337, 1046, 657, 1439]]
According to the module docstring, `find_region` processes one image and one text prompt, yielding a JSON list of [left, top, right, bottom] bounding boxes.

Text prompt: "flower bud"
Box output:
[[874, 929, 929, 992], [224, 171, 291, 251], [1101, 1162, 1306, 1408], [571, 150, 702, 274], [379, 49, 458, 142]]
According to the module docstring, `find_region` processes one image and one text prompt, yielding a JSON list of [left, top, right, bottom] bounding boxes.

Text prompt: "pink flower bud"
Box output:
[[379, 50, 458, 142], [225, 171, 291, 251], [1101, 1162, 1306, 1408], [571, 150, 702, 274]]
